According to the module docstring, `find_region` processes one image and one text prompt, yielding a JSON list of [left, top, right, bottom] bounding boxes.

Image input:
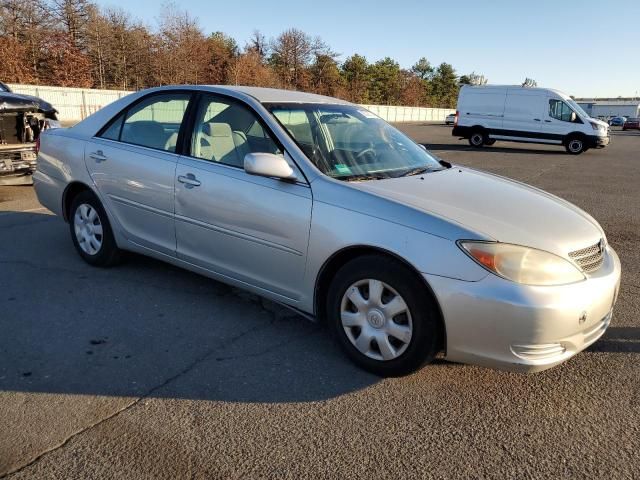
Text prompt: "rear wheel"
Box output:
[[565, 135, 586, 155], [69, 191, 121, 267], [327, 255, 441, 377], [484, 138, 496, 146], [468, 130, 486, 148]]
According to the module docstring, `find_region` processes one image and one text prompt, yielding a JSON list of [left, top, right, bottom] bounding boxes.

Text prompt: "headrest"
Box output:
[[202, 122, 233, 137]]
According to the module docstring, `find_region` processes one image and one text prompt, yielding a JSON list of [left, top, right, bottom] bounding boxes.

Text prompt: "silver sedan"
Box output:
[[34, 86, 621, 376]]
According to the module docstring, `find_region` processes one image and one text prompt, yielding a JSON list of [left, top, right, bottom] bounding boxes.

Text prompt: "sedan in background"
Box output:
[[608, 117, 626, 127], [445, 112, 456, 125], [34, 86, 621, 376], [622, 118, 640, 131]]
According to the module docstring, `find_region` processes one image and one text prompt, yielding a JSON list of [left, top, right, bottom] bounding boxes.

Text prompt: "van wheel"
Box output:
[[565, 136, 586, 155], [326, 255, 441, 377], [468, 130, 486, 148], [484, 139, 496, 146]]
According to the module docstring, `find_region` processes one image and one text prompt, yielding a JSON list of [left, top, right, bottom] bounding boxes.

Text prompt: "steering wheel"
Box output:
[[355, 147, 376, 160]]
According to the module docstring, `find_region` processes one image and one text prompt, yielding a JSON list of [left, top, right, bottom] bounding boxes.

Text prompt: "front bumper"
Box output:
[[587, 134, 610, 148], [0, 145, 37, 178], [425, 246, 621, 372]]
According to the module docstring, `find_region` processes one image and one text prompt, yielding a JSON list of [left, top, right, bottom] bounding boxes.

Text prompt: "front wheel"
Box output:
[[69, 191, 122, 267], [484, 138, 496, 146], [327, 255, 441, 377], [565, 136, 586, 155]]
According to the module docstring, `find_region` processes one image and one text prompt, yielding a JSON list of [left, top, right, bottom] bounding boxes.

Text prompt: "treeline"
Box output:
[[0, 0, 487, 107]]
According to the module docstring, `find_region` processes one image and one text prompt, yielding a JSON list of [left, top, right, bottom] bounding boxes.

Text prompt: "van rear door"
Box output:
[[502, 90, 545, 139]]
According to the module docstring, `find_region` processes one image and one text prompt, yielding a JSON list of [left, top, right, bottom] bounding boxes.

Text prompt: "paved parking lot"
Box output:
[[1, 125, 638, 479]]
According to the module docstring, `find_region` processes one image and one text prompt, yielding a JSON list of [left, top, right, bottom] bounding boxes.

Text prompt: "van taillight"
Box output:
[[454, 111, 459, 126]]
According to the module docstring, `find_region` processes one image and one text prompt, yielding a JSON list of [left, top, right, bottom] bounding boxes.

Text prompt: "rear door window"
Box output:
[[100, 93, 191, 152]]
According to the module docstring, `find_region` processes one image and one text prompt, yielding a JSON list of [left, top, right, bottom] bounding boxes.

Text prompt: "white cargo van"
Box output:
[[452, 85, 610, 154]]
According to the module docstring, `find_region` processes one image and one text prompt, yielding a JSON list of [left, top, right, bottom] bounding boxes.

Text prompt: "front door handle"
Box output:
[[533, 118, 541, 122], [177, 173, 201, 189], [544, 120, 552, 123], [89, 150, 107, 162]]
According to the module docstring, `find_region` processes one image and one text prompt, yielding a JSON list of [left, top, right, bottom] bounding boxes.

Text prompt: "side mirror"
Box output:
[[571, 111, 577, 123], [244, 152, 297, 181]]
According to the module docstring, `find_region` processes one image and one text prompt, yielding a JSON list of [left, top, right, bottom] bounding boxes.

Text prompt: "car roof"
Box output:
[[199, 85, 352, 105]]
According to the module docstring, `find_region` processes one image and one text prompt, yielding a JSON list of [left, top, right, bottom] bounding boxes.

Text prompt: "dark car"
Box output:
[[609, 116, 626, 127], [0, 82, 59, 185], [622, 118, 640, 131]]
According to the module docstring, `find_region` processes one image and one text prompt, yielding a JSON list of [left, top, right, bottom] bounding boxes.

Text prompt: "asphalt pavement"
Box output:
[[1, 125, 638, 479]]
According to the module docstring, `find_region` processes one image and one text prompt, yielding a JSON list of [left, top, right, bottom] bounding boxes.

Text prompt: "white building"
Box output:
[[576, 99, 640, 119]]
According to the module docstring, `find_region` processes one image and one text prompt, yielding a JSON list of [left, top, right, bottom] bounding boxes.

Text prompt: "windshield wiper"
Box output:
[[339, 173, 391, 182], [395, 166, 443, 177]]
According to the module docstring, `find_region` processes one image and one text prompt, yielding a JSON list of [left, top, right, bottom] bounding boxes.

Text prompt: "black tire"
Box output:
[[565, 135, 586, 155], [468, 130, 486, 148], [484, 138, 496, 146], [69, 190, 122, 267], [326, 255, 441, 377]]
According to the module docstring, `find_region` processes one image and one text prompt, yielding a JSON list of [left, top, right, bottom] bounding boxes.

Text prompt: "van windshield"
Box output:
[[565, 98, 589, 119], [266, 103, 445, 180]]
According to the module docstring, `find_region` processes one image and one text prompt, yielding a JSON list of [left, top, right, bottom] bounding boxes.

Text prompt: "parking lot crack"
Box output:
[[0, 320, 281, 478]]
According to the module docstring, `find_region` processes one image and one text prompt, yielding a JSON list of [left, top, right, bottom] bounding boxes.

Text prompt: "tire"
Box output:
[[69, 190, 121, 267], [326, 255, 441, 377], [468, 130, 486, 148], [484, 138, 496, 146], [565, 135, 586, 155]]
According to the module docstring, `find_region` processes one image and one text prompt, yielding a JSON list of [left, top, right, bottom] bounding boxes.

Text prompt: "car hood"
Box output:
[[0, 91, 57, 114], [352, 167, 604, 257]]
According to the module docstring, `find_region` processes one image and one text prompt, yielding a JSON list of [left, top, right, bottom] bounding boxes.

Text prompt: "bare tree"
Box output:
[[49, 0, 91, 49], [269, 28, 326, 89]]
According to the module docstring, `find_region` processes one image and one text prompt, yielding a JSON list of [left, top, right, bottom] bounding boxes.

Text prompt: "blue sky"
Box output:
[[96, 0, 639, 98]]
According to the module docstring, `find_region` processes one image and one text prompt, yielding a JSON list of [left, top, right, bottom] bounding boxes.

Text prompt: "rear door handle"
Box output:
[[177, 173, 201, 188], [89, 150, 107, 162], [533, 118, 541, 122], [544, 120, 552, 123]]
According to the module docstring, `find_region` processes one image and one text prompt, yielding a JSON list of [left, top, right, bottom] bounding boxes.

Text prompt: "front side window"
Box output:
[[190, 96, 281, 168], [100, 93, 191, 152], [549, 99, 580, 123], [267, 103, 444, 180]]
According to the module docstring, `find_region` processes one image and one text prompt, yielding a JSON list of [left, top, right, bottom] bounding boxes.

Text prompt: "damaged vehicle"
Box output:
[[0, 81, 59, 185]]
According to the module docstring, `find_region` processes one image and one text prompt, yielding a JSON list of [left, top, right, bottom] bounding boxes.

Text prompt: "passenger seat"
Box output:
[[199, 122, 250, 168]]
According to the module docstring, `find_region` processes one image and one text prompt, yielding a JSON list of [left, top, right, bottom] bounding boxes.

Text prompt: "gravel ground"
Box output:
[[1, 124, 638, 479]]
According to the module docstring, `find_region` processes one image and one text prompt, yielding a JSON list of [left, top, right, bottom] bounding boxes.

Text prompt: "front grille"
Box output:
[[569, 241, 605, 273]]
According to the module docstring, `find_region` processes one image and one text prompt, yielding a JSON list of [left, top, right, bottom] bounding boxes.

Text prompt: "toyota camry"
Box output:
[[34, 86, 621, 376]]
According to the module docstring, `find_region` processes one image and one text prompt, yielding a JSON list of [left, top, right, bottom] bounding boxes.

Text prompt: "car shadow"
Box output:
[[422, 143, 561, 155], [588, 327, 640, 353], [0, 211, 392, 404]]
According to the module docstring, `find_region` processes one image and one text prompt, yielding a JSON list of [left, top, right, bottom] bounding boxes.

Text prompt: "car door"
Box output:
[[501, 90, 545, 138], [543, 97, 584, 139], [86, 92, 192, 256], [174, 94, 312, 301]]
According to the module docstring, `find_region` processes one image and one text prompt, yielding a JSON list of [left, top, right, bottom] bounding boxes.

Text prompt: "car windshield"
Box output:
[[266, 103, 445, 180]]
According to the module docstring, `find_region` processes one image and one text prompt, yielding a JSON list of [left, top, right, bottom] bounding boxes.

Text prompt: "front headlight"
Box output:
[[590, 121, 605, 133], [459, 241, 585, 286]]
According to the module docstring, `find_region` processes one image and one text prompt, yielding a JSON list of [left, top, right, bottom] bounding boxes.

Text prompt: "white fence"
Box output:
[[360, 105, 454, 123], [8, 84, 455, 123]]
